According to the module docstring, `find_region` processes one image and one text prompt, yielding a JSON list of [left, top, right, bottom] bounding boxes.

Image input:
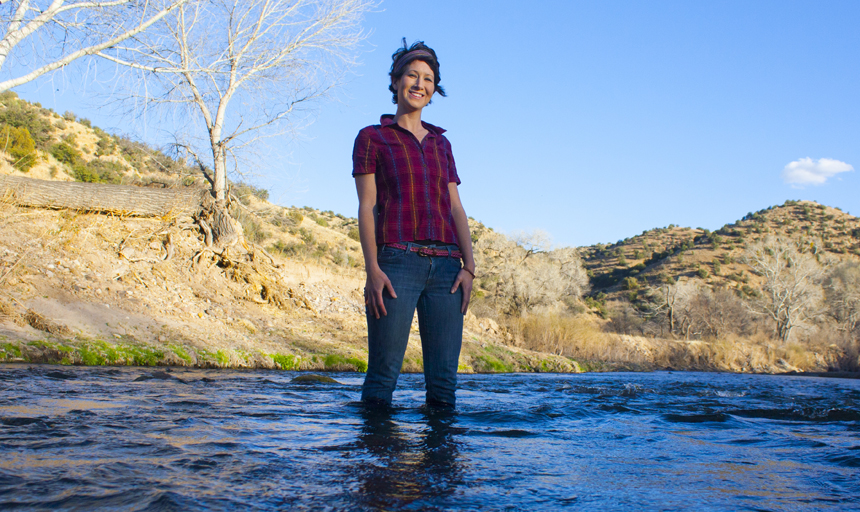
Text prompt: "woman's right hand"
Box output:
[[365, 266, 397, 319]]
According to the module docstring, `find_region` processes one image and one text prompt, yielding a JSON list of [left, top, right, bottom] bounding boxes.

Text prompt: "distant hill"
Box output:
[[582, 201, 860, 303]]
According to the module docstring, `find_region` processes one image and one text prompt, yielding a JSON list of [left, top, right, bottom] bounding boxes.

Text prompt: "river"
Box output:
[[0, 365, 858, 510]]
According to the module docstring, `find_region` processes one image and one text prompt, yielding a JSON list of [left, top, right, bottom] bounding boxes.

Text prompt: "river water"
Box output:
[[0, 365, 858, 511]]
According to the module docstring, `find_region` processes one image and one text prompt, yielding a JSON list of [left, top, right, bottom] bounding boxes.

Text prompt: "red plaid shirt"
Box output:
[[352, 115, 461, 245]]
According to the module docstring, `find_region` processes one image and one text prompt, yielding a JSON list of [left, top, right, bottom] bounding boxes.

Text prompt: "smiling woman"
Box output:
[[352, 39, 474, 409]]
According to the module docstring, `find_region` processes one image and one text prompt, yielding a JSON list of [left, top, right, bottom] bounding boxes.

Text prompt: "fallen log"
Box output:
[[0, 175, 206, 218]]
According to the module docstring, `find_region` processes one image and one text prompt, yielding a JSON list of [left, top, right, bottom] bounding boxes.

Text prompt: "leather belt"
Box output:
[[386, 242, 462, 258]]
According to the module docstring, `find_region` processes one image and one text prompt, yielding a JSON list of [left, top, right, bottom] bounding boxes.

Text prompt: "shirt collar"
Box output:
[[380, 114, 446, 135]]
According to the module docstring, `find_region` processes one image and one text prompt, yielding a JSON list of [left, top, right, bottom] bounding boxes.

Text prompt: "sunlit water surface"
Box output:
[[0, 365, 858, 511]]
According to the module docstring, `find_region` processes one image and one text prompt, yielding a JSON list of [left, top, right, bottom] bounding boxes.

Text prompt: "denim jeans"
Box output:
[[362, 242, 464, 407]]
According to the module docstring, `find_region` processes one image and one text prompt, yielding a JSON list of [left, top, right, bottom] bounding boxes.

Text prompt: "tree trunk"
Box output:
[[0, 175, 205, 217], [195, 195, 242, 249]]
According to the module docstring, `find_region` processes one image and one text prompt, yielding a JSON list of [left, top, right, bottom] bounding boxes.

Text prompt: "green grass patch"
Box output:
[[323, 354, 368, 372], [215, 350, 230, 366], [1, 342, 22, 359], [473, 354, 513, 373], [195, 348, 230, 366], [271, 353, 300, 370], [27, 339, 73, 352], [169, 345, 193, 364]]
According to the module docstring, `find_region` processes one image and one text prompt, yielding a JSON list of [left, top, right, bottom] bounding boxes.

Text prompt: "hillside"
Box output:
[[580, 203, 860, 320], [584, 203, 860, 295], [0, 92, 856, 374]]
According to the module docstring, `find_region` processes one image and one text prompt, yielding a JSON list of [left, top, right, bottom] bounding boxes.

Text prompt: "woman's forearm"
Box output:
[[358, 202, 380, 272], [451, 204, 475, 273]]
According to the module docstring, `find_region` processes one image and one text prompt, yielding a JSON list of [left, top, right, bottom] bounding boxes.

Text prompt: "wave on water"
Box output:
[[0, 366, 858, 511]]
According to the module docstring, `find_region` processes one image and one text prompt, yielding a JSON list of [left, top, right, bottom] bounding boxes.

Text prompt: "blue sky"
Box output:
[[13, 0, 860, 247]]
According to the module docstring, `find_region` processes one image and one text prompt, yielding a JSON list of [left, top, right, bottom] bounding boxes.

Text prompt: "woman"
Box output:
[[352, 40, 475, 408]]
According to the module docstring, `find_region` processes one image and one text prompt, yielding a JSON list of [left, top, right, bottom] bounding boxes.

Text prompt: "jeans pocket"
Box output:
[[377, 245, 405, 261]]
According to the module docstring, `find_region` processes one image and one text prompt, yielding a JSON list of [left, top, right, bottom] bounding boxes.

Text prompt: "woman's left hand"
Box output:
[[450, 269, 473, 314]]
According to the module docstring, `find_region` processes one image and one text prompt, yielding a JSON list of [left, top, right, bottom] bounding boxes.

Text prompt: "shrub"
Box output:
[[315, 217, 329, 227], [233, 181, 270, 204], [288, 210, 303, 224], [95, 135, 116, 157], [622, 277, 640, 290], [234, 210, 269, 243], [50, 140, 82, 166], [697, 267, 709, 279], [347, 227, 360, 241], [298, 228, 315, 246], [63, 111, 76, 122], [0, 124, 37, 171], [82, 159, 124, 184], [0, 98, 55, 150], [79, 118, 92, 128]]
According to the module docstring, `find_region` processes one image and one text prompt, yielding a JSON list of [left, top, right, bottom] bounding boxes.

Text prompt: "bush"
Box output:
[[288, 210, 303, 224], [50, 140, 82, 166], [233, 181, 269, 204], [315, 217, 329, 227], [234, 210, 269, 243], [95, 134, 116, 157], [298, 227, 315, 246], [0, 97, 55, 150], [347, 227, 360, 242], [83, 159, 124, 184], [697, 267, 709, 279], [622, 277, 640, 290], [0, 124, 37, 171]]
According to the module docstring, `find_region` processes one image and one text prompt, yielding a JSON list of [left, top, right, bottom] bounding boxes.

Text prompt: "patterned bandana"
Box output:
[[392, 50, 434, 76]]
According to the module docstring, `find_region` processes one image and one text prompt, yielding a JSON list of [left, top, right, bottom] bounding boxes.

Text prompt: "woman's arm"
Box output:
[[356, 174, 396, 319], [448, 182, 474, 314]]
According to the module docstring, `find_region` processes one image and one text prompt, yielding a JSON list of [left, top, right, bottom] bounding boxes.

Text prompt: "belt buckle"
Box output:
[[417, 247, 433, 257]]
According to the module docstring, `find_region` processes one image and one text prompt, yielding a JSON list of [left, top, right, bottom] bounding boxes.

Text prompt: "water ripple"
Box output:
[[0, 366, 858, 510]]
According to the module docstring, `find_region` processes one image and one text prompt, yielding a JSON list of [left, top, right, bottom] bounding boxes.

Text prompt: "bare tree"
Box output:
[[104, 0, 372, 245], [0, 0, 189, 92], [744, 236, 824, 343], [474, 229, 588, 315], [823, 261, 860, 334]]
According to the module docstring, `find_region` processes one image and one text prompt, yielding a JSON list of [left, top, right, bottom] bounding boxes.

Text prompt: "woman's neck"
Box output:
[[393, 108, 424, 135]]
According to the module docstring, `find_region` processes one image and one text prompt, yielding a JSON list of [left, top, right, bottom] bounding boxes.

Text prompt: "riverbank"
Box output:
[[0, 198, 846, 375]]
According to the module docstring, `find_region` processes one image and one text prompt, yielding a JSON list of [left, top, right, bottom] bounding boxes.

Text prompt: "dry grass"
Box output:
[[506, 312, 841, 372]]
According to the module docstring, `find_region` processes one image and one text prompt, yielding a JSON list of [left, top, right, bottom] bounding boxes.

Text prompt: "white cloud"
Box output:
[[782, 157, 854, 187]]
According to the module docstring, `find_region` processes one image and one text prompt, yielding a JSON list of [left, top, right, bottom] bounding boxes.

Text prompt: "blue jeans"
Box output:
[[362, 242, 464, 407]]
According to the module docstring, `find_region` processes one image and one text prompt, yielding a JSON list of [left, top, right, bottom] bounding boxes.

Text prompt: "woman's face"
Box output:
[[393, 59, 435, 111]]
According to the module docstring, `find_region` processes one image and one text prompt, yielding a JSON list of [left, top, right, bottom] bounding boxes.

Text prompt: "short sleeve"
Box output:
[[352, 128, 377, 177], [444, 136, 461, 184]]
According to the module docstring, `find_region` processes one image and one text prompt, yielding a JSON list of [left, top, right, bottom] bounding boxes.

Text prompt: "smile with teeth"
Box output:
[[409, 91, 424, 99]]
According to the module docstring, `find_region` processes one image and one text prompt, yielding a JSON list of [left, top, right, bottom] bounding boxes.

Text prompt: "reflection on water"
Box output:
[[349, 406, 463, 510], [0, 365, 858, 511]]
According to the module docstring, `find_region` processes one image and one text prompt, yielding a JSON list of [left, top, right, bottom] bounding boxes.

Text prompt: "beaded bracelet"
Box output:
[[462, 267, 476, 279]]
